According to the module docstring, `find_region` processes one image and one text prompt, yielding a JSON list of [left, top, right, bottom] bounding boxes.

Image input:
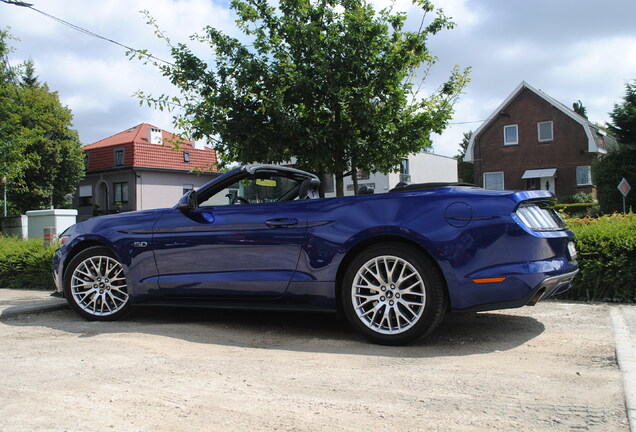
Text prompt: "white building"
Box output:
[[323, 151, 459, 197]]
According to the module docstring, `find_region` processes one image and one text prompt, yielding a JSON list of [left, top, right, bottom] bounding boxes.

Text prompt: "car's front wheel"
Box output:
[[63, 246, 131, 321], [342, 243, 447, 345]]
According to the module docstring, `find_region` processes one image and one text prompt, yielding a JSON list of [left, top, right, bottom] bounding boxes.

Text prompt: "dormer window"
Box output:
[[503, 125, 518, 146], [538, 121, 553, 142], [114, 148, 124, 167]]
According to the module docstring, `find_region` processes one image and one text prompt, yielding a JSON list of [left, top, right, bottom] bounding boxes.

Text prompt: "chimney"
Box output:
[[192, 138, 206, 150], [148, 128, 163, 145]]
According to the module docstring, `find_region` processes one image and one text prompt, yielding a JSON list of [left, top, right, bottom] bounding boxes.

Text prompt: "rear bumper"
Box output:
[[460, 269, 578, 313], [525, 269, 578, 306]]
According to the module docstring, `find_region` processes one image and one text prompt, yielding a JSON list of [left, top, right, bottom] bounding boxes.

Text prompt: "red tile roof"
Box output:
[[83, 123, 218, 173]]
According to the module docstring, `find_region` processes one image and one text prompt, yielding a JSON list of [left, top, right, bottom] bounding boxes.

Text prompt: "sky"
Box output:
[[1, 0, 635, 158]]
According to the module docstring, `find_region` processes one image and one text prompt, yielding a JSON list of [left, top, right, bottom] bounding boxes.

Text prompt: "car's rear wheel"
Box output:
[[63, 246, 131, 321], [342, 243, 446, 345]]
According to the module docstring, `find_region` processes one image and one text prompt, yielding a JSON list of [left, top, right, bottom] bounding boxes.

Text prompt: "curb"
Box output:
[[0, 301, 68, 319], [611, 307, 636, 432]]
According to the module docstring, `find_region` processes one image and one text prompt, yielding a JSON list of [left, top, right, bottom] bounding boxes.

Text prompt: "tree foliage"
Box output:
[[572, 99, 587, 118], [0, 29, 84, 214], [594, 80, 636, 213], [454, 130, 473, 183], [607, 81, 636, 146], [135, 0, 470, 195], [0, 29, 27, 196]]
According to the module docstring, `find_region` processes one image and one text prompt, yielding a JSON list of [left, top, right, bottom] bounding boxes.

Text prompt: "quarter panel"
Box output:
[[300, 189, 576, 311]]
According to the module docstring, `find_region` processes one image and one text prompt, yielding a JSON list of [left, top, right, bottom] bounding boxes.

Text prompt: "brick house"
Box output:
[[465, 81, 617, 198], [74, 123, 220, 221]]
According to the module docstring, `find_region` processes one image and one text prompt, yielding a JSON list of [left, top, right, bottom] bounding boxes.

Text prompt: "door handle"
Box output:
[[265, 218, 298, 228]]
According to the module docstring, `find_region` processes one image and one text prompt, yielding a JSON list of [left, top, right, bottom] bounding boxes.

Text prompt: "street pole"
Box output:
[[2, 175, 6, 218], [618, 178, 632, 215]]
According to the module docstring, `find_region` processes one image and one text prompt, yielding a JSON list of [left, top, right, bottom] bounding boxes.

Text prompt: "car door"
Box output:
[[152, 174, 308, 298]]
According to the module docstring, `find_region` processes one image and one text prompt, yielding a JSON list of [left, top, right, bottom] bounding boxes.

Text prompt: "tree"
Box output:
[[0, 29, 28, 214], [573, 100, 587, 118], [607, 81, 636, 145], [454, 130, 473, 183], [20, 59, 39, 87], [0, 30, 85, 214], [135, 0, 470, 196], [594, 80, 636, 213]]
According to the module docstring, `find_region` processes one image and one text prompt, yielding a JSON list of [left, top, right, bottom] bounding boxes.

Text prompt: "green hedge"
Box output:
[[0, 236, 57, 289], [554, 202, 601, 218], [560, 213, 636, 301]]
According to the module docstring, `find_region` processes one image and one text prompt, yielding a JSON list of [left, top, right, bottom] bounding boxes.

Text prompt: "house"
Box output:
[[74, 123, 220, 221], [322, 151, 458, 197], [464, 81, 617, 198]]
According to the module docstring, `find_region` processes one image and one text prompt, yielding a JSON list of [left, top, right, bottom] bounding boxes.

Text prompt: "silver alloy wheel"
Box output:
[[351, 255, 426, 334], [70, 255, 129, 317]]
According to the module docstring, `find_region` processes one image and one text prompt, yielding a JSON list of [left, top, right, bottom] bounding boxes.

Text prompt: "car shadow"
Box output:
[[6, 305, 545, 357]]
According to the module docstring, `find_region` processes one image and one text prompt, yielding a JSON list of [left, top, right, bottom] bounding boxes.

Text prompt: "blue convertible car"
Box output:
[[53, 164, 578, 344]]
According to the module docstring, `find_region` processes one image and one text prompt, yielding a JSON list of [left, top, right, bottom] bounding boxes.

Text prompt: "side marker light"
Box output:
[[472, 277, 507, 284]]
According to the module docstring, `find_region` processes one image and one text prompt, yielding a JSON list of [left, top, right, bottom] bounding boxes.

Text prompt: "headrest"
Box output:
[[299, 178, 321, 199]]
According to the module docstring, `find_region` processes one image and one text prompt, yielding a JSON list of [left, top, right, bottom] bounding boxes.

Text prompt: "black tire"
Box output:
[[342, 242, 447, 345], [63, 246, 132, 321]]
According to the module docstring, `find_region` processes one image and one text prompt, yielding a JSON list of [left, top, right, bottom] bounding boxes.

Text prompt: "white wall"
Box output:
[[324, 152, 458, 197], [408, 152, 458, 184], [137, 171, 217, 210]]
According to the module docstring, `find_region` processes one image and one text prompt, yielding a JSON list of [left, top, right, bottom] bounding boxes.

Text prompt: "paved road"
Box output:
[[0, 295, 630, 431]]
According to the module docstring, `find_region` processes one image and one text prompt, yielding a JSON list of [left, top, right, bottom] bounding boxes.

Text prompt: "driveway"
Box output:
[[0, 301, 628, 431]]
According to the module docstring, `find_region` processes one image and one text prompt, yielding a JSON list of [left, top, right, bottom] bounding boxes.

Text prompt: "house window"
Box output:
[[576, 166, 592, 186], [400, 159, 410, 174], [503, 125, 518, 146], [183, 184, 194, 195], [183, 152, 190, 163], [526, 178, 540, 190], [399, 159, 411, 182], [114, 148, 125, 167], [484, 172, 504, 190], [113, 182, 129, 203], [537, 121, 553, 142], [79, 184, 92, 206], [83, 154, 89, 170]]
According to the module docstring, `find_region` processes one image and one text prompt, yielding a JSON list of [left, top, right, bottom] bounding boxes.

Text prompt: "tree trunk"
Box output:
[[334, 155, 345, 197], [351, 156, 358, 195], [335, 171, 344, 197]]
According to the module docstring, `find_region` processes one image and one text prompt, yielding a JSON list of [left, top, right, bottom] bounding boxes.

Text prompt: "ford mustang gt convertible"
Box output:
[[53, 164, 578, 344]]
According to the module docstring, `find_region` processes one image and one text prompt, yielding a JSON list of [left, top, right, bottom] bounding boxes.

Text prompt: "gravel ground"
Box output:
[[0, 301, 628, 431]]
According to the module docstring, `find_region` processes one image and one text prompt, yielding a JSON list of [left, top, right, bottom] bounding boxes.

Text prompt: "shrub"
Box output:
[[560, 213, 636, 301], [555, 202, 601, 218], [559, 192, 594, 204], [0, 236, 57, 289]]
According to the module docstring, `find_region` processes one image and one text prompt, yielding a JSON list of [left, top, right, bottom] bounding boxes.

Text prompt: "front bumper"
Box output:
[[52, 249, 64, 294]]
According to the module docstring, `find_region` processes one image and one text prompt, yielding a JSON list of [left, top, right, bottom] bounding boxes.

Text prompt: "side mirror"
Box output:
[[178, 190, 198, 211]]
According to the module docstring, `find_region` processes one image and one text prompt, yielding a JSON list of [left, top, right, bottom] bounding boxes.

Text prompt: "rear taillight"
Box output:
[[515, 202, 566, 231]]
